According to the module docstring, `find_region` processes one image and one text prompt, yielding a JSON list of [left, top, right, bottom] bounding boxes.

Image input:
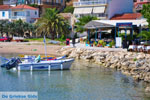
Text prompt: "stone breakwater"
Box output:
[[58, 47, 150, 92]]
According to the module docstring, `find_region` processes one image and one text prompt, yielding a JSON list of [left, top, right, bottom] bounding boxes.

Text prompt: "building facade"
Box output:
[[0, 4, 39, 23], [73, 0, 109, 19], [11, 5, 39, 23], [0, 5, 11, 21], [73, 0, 133, 19], [3, 0, 65, 16], [108, 0, 133, 19], [3, 0, 65, 8]]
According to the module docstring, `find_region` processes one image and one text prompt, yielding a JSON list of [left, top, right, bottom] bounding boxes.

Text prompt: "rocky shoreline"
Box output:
[[58, 47, 150, 92]]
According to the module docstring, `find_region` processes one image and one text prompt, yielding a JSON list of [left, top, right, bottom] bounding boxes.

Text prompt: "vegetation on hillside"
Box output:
[[63, 6, 74, 14]]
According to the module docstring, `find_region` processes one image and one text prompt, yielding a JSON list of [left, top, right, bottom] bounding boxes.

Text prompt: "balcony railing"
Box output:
[[42, 2, 61, 6], [11, 16, 26, 20], [3, 0, 16, 5], [73, 0, 108, 7]]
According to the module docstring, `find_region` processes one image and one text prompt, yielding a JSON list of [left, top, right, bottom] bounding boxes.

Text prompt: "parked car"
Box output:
[[0, 37, 12, 42]]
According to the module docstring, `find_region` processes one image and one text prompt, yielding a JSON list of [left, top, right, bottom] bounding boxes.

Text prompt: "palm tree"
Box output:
[[36, 8, 70, 40], [75, 16, 98, 33]]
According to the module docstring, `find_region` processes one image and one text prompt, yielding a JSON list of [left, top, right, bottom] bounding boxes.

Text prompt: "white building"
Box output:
[[0, 4, 39, 23], [73, 0, 109, 19], [108, 0, 133, 19], [73, 0, 133, 19], [0, 5, 11, 21], [11, 5, 39, 23]]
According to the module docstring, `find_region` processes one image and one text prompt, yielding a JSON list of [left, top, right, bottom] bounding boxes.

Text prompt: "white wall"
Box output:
[[0, 10, 9, 20], [25, 9, 39, 23], [108, 0, 133, 19]]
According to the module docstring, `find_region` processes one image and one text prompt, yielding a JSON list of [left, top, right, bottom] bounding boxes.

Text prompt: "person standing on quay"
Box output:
[[72, 37, 76, 47]]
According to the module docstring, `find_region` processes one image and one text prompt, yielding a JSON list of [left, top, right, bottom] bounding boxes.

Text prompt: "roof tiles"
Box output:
[[11, 4, 38, 10], [0, 5, 11, 10], [110, 13, 142, 20]]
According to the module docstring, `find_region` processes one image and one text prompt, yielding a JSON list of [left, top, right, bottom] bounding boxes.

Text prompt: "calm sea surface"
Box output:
[[0, 54, 150, 100]]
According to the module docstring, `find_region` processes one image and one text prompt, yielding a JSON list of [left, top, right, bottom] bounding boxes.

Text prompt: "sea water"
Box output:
[[0, 54, 150, 100]]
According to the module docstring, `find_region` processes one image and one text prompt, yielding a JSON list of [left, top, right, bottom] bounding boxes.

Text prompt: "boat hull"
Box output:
[[16, 59, 74, 71]]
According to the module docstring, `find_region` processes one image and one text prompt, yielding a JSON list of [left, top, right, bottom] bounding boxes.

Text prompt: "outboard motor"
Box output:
[[3, 58, 21, 70]]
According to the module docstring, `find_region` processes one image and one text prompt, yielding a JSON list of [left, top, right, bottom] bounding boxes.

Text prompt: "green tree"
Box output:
[[141, 4, 150, 28], [0, 0, 3, 5], [63, 6, 74, 14], [0, 20, 8, 36], [75, 16, 98, 33], [15, 19, 26, 37], [7, 22, 17, 37], [36, 8, 70, 40], [138, 31, 150, 42]]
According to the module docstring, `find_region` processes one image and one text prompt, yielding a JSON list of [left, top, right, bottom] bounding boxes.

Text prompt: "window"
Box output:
[[2, 12, 5, 17], [35, 11, 37, 15], [26, 11, 30, 16], [14, 12, 17, 16], [14, 12, 25, 16], [61, 0, 63, 4]]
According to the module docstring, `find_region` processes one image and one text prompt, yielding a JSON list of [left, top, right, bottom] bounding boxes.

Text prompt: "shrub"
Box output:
[[98, 40, 104, 44], [133, 58, 137, 61], [98, 40, 106, 47], [102, 42, 106, 47], [63, 6, 74, 14], [109, 40, 115, 48], [93, 41, 97, 46]]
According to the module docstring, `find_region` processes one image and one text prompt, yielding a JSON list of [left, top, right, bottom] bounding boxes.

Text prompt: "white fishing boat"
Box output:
[[18, 58, 74, 71], [1, 57, 74, 71]]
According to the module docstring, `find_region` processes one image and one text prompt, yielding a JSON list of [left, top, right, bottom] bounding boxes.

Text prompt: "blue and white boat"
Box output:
[[17, 58, 74, 71], [0, 56, 74, 71]]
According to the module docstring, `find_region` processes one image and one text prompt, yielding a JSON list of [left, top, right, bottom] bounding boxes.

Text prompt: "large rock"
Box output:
[[144, 72, 150, 82], [63, 47, 150, 83], [145, 87, 150, 92], [61, 48, 74, 56]]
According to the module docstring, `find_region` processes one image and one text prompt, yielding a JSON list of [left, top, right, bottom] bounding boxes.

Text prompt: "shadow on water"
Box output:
[[0, 54, 150, 100]]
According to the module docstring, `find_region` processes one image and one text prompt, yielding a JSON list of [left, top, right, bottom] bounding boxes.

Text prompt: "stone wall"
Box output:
[[58, 47, 150, 84]]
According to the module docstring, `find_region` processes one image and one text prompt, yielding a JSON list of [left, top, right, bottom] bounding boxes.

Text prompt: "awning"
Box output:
[[84, 20, 115, 29], [74, 7, 92, 15], [74, 8, 84, 14], [82, 7, 93, 14], [93, 6, 105, 14]]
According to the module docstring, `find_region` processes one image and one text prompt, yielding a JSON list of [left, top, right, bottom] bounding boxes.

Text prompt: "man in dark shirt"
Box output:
[[72, 37, 75, 47]]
